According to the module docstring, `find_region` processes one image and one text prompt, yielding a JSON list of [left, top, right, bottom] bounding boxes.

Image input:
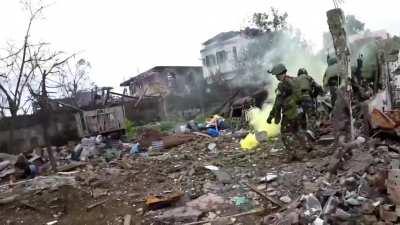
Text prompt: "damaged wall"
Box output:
[[123, 98, 164, 125], [121, 66, 207, 121], [0, 111, 79, 154]]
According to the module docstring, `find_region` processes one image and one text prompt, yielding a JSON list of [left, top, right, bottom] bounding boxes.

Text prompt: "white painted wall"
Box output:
[[200, 34, 253, 81]]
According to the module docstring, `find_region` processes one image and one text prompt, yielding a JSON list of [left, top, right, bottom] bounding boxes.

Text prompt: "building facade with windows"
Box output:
[[200, 29, 262, 84]]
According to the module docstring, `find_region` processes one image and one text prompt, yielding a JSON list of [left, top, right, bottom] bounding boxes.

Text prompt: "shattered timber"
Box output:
[[1, 3, 400, 225]]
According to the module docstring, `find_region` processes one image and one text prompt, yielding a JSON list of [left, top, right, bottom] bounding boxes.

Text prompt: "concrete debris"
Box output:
[[186, 193, 226, 211], [156, 206, 203, 222], [92, 188, 108, 198], [0, 194, 19, 205], [123, 214, 132, 225], [156, 193, 226, 223], [279, 195, 292, 204], [0, 110, 399, 225], [8, 175, 77, 193], [0, 160, 11, 171]]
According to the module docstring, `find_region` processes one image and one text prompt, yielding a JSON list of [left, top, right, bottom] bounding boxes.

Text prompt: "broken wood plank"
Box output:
[[57, 162, 87, 172], [244, 183, 285, 208], [46, 148, 58, 172], [192, 132, 212, 138], [86, 199, 107, 211]]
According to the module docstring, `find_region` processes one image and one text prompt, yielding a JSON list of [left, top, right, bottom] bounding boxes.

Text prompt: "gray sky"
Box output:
[[1, 0, 399, 89]]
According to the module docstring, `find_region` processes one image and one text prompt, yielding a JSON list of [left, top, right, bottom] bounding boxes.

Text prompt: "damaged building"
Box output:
[[200, 29, 264, 85], [120, 66, 206, 120], [0, 87, 127, 153], [200, 29, 269, 121]]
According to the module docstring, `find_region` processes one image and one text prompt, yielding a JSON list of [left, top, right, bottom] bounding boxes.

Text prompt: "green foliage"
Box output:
[[124, 119, 137, 139], [252, 7, 288, 32], [159, 121, 175, 132]]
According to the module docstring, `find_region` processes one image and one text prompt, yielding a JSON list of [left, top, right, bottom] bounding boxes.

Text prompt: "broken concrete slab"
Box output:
[[345, 150, 374, 175], [212, 170, 232, 184], [14, 176, 76, 193], [92, 188, 108, 198], [0, 194, 19, 205], [156, 206, 203, 223], [0, 168, 15, 178], [279, 195, 292, 204], [186, 193, 226, 211], [123, 214, 132, 225], [0, 160, 11, 171]]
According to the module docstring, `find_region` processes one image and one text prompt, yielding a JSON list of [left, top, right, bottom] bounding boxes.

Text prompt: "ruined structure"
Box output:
[[0, 87, 128, 153], [120, 66, 206, 120], [200, 29, 263, 84], [0, 111, 78, 153], [325, 9, 400, 137]]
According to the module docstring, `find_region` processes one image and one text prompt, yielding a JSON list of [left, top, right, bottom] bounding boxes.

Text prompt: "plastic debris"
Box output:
[[204, 165, 219, 171], [207, 143, 217, 151], [240, 133, 259, 150], [232, 196, 249, 206], [303, 194, 322, 218]]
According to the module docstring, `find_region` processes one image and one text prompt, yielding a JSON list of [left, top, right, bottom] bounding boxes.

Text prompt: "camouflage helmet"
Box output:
[[270, 64, 287, 75], [297, 68, 308, 76]]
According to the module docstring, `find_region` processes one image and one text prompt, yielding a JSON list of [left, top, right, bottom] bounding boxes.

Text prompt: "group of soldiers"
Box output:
[[267, 63, 324, 161]]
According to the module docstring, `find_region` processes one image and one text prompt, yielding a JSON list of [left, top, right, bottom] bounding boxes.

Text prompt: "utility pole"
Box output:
[[327, 8, 354, 140]]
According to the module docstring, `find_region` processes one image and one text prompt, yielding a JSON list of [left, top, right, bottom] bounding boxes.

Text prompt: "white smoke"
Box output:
[[231, 29, 326, 97]]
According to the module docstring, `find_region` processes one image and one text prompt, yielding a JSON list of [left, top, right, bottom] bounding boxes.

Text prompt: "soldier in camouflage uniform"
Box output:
[[267, 64, 308, 161], [296, 68, 324, 139], [323, 56, 340, 107]]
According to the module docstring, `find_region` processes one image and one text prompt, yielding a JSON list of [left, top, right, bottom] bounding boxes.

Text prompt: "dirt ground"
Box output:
[[0, 133, 395, 225]]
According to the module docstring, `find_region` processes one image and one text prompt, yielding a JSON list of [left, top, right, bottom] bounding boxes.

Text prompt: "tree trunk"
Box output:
[[8, 111, 17, 153], [327, 8, 354, 140]]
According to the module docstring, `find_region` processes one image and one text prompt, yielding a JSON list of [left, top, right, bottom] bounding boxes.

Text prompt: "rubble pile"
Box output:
[[0, 121, 399, 225]]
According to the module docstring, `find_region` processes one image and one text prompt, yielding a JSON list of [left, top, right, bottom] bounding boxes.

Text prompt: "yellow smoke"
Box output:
[[240, 104, 281, 150], [248, 104, 280, 138]]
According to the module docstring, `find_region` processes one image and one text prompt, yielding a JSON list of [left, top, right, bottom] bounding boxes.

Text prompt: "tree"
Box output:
[[0, 3, 43, 116], [28, 48, 76, 110], [0, 1, 47, 152], [252, 7, 288, 32], [0, 92, 6, 118], [345, 15, 365, 35], [56, 57, 93, 105], [0, 0, 75, 153]]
